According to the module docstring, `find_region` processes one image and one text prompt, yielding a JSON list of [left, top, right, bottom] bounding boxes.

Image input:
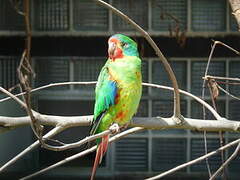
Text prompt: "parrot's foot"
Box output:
[[172, 115, 185, 125], [109, 123, 120, 134], [121, 123, 129, 131]]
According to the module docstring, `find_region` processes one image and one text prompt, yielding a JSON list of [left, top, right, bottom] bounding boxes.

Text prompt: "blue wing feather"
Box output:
[[90, 65, 117, 135], [108, 81, 117, 106]]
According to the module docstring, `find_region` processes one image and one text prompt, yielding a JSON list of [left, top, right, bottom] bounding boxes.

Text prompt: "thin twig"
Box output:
[[0, 87, 38, 115], [40, 124, 119, 151], [1, 115, 239, 175], [200, 39, 240, 178], [9, 0, 25, 15], [208, 80, 226, 179], [1, 81, 240, 178], [0, 85, 99, 155], [145, 138, 240, 180], [143, 83, 222, 121], [210, 142, 240, 180], [201, 40, 240, 179], [0, 126, 64, 172], [20, 0, 45, 147], [204, 75, 240, 82], [217, 84, 240, 101], [214, 81, 240, 86], [0, 81, 97, 103], [201, 40, 219, 177], [17, 50, 41, 140], [0, 82, 222, 120], [20, 127, 144, 180], [211, 40, 240, 55], [203, 131, 212, 176]]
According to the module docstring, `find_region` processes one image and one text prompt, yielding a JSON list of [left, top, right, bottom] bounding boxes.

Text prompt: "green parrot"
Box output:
[[90, 34, 142, 180]]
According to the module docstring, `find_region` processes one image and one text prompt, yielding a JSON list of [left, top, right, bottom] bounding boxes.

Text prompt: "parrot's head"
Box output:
[[108, 34, 139, 61]]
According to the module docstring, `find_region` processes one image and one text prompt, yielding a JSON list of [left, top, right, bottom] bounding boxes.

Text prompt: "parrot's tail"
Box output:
[[90, 135, 109, 180]]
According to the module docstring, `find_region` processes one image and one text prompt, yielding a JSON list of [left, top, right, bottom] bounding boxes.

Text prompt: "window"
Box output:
[[73, 0, 109, 31], [0, 0, 238, 36], [112, 0, 148, 31], [152, 0, 187, 31], [34, 0, 69, 31], [191, 0, 226, 31]]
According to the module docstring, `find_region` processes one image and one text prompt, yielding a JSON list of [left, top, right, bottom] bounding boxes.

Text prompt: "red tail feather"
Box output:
[[90, 135, 109, 180]]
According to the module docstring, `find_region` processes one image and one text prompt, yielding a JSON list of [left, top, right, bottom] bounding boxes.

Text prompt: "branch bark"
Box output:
[[20, 127, 144, 180], [0, 82, 227, 135], [0, 115, 239, 133], [0, 115, 92, 128]]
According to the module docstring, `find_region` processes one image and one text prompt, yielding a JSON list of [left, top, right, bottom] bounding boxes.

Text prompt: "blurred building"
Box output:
[[0, 0, 239, 179]]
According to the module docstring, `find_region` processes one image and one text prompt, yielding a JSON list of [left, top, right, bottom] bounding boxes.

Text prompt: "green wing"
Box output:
[[90, 64, 117, 135]]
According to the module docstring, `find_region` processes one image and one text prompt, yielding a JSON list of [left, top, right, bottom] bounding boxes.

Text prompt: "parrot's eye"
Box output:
[[121, 42, 128, 48]]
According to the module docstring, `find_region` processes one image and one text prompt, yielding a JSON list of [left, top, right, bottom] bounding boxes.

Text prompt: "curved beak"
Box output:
[[108, 41, 116, 58]]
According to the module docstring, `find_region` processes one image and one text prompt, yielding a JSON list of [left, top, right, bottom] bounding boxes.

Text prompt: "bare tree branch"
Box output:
[[0, 87, 38, 115], [201, 40, 219, 177], [0, 114, 92, 128], [145, 138, 240, 180], [144, 83, 222, 120], [0, 82, 222, 120], [204, 75, 240, 82], [208, 80, 226, 179], [0, 115, 92, 173], [38, 123, 120, 152], [0, 87, 238, 178], [217, 84, 240, 101], [210, 142, 240, 180], [0, 82, 226, 134], [201, 39, 240, 179], [19, 0, 48, 150], [9, 0, 25, 15], [0, 126, 64, 172], [20, 127, 144, 180], [0, 80, 232, 177], [131, 117, 240, 132], [0, 115, 239, 134], [0, 81, 97, 103]]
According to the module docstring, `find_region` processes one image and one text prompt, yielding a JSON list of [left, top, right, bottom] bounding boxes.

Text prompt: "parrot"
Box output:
[[90, 34, 142, 180]]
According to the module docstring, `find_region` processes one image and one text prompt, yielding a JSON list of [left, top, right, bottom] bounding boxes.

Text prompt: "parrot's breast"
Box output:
[[109, 58, 142, 124], [96, 56, 142, 133]]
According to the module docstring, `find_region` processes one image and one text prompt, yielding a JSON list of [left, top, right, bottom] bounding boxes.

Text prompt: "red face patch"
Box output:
[[108, 38, 124, 61]]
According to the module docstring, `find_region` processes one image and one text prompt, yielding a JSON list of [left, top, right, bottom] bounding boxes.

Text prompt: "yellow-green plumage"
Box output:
[[91, 34, 142, 137], [90, 34, 142, 180], [94, 56, 142, 134]]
